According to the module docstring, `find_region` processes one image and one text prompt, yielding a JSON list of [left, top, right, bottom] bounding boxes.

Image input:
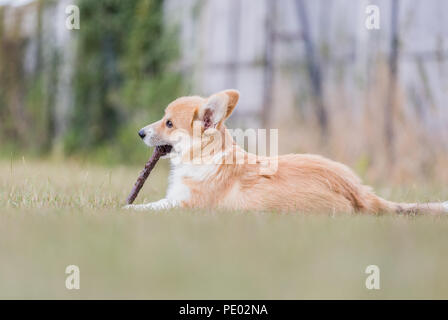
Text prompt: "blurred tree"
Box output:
[[66, 0, 184, 159], [0, 0, 184, 162], [0, 5, 29, 148]]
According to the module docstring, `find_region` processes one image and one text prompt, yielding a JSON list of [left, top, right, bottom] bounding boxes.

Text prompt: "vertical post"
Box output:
[[227, 0, 241, 88], [384, 0, 399, 166], [261, 0, 275, 128], [295, 0, 328, 137]]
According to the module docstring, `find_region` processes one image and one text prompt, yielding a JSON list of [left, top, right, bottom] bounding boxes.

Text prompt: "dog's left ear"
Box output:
[[198, 89, 240, 129]]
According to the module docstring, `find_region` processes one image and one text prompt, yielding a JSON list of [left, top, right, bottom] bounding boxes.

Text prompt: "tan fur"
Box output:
[[141, 89, 446, 215]]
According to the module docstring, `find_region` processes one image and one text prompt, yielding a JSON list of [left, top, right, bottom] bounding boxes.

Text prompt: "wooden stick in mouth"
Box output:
[[126, 145, 172, 205]]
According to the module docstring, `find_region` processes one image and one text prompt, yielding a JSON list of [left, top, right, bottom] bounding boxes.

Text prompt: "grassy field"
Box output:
[[1, 158, 448, 299]]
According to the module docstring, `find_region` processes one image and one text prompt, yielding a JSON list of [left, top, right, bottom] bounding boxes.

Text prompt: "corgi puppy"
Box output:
[[125, 89, 448, 214]]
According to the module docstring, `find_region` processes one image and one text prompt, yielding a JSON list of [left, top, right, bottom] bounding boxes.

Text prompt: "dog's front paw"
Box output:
[[443, 201, 448, 213], [122, 204, 148, 211]]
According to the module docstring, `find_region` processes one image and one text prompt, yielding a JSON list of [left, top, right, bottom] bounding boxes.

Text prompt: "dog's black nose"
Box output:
[[138, 130, 146, 139]]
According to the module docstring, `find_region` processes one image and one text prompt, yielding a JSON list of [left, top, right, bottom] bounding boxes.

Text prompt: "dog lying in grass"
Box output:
[[124, 89, 448, 214]]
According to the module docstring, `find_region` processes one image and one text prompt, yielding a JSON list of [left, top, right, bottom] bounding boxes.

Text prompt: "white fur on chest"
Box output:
[[166, 160, 218, 202]]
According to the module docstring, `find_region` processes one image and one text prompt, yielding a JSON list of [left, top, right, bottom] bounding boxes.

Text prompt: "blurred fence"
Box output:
[[167, 0, 448, 132], [0, 0, 447, 181], [167, 0, 448, 182]]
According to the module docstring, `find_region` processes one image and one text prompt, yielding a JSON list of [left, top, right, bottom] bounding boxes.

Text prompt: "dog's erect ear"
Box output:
[[198, 89, 240, 129]]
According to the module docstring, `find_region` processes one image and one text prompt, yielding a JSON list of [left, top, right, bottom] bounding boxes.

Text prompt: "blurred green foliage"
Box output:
[[0, 0, 185, 164]]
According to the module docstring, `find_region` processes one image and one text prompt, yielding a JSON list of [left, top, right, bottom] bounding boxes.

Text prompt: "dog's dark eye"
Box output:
[[166, 120, 173, 128]]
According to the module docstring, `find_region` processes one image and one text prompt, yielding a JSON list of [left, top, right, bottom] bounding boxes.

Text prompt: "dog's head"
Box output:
[[138, 89, 240, 159]]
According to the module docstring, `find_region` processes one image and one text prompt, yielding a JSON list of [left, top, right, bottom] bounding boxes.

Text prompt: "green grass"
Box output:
[[1, 159, 448, 299]]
